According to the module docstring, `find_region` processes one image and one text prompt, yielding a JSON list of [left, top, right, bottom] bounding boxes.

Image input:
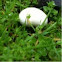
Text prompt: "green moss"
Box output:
[[0, 0, 61, 61]]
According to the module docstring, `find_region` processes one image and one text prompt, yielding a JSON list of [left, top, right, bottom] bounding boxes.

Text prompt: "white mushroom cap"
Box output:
[[19, 7, 48, 26]]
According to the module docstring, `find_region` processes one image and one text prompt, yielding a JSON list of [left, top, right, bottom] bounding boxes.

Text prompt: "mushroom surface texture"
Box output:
[[19, 7, 48, 26]]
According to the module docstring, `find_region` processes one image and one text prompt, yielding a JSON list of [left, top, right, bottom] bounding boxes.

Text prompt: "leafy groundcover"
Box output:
[[0, 0, 61, 61]]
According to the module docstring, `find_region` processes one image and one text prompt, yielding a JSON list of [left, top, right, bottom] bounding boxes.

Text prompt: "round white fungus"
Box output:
[[19, 7, 48, 26]]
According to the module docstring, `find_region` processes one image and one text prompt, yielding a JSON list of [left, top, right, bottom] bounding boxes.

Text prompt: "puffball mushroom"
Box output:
[[19, 7, 48, 26]]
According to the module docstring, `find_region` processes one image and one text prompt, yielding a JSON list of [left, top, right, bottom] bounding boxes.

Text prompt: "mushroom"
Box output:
[[19, 7, 48, 26]]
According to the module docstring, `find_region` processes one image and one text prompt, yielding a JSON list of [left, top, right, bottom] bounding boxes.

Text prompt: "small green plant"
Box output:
[[43, 1, 61, 25], [0, 0, 61, 61]]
